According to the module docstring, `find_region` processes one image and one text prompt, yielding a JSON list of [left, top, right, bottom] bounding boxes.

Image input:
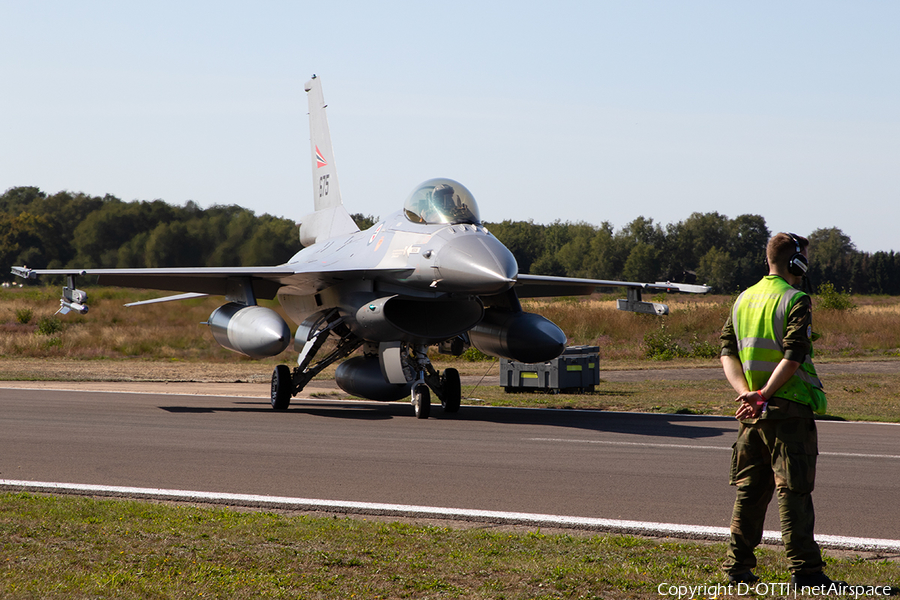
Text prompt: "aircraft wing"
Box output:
[[514, 274, 710, 298], [512, 274, 710, 315], [11, 265, 413, 301], [12, 266, 298, 299]]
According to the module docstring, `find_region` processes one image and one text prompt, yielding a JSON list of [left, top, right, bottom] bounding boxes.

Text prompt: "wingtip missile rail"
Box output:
[[11, 268, 89, 315]]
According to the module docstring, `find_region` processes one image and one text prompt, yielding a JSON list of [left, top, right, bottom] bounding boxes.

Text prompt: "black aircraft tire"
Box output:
[[413, 383, 431, 419], [440, 368, 461, 413], [271, 364, 292, 410]]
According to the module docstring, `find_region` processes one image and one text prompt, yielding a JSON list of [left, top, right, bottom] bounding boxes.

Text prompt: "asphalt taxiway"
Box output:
[[2, 385, 898, 550]]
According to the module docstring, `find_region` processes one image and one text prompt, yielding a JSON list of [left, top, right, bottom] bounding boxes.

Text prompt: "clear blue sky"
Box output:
[[3, 1, 898, 253]]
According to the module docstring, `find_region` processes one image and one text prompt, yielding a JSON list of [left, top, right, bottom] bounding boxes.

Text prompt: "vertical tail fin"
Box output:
[[299, 76, 359, 246], [305, 75, 343, 212]]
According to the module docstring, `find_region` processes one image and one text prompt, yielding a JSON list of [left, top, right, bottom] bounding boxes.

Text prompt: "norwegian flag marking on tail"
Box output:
[[315, 146, 328, 168]]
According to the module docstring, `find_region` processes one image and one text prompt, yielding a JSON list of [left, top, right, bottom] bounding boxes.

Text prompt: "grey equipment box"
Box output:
[[500, 345, 600, 393]]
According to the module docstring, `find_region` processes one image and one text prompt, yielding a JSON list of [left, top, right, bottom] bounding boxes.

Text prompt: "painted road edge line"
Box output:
[[3, 479, 898, 552]]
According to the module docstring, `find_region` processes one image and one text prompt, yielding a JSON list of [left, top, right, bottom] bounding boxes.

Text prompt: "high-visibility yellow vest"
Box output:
[[732, 275, 826, 413]]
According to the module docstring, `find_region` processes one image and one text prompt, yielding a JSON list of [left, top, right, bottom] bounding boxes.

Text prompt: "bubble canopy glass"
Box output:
[[403, 178, 481, 225]]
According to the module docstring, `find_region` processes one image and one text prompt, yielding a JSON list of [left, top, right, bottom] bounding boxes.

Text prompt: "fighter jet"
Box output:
[[12, 75, 709, 418]]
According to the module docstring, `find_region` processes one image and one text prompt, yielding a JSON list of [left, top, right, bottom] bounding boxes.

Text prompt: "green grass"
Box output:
[[2, 493, 898, 599], [4, 288, 900, 362]]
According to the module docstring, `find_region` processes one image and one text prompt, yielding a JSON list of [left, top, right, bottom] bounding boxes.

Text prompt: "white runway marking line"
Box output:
[[527, 438, 900, 459], [2, 479, 899, 552]]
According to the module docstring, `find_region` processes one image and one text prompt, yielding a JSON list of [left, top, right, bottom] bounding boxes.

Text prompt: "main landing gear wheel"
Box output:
[[412, 383, 431, 419], [440, 368, 461, 413], [271, 364, 292, 410]]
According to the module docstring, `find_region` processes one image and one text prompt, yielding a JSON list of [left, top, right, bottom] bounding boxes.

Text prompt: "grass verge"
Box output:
[[2, 493, 898, 600], [462, 372, 900, 422], [4, 288, 900, 362]]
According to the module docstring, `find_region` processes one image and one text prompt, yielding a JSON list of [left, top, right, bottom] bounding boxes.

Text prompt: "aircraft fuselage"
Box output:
[[276, 209, 518, 346]]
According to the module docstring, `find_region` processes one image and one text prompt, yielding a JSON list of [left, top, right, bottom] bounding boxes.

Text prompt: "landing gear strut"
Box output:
[[270, 327, 463, 419], [269, 309, 362, 410]]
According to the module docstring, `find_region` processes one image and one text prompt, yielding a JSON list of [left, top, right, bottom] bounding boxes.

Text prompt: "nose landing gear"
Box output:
[[412, 383, 431, 419], [409, 344, 463, 419]]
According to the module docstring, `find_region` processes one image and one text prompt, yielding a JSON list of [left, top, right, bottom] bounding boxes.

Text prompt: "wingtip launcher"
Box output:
[[616, 282, 712, 316], [11, 268, 89, 315], [10, 266, 37, 279]]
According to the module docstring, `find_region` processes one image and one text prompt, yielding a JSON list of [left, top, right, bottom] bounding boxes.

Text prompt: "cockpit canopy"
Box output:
[[403, 178, 481, 225]]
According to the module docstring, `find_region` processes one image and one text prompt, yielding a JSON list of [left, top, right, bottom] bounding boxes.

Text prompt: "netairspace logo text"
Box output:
[[658, 582, 894, 598]]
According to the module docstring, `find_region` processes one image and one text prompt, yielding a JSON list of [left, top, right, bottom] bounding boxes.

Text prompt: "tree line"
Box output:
[[486, 216, 900, 295], [3, 186, 899, 295]]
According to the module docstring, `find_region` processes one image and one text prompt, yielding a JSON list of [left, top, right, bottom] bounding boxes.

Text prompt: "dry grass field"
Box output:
[[1, 287, 248, 362], [526, 293, 900, 361], [3, 287, 899, 364], [2, 286, 900, 422]]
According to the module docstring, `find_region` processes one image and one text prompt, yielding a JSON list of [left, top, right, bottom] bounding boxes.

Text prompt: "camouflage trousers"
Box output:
[[726, 415, 824, 577]]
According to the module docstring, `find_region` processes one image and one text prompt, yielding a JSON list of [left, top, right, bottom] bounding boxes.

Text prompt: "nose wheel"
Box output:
[[410, 367, 460, 419], [412, 383, 431, 419]]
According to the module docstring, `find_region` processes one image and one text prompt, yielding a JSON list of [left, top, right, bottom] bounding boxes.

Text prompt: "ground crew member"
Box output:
[[720, 232, 846, 590]]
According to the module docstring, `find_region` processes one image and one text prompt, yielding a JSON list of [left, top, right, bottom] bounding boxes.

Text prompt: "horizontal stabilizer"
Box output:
[[299, 205, 359, 246]]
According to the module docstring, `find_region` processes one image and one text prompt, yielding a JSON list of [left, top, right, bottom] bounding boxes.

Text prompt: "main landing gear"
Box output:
[[270, 309, 362, 411], [269, 334, 463, 420], [271, 361, 462, 419], [271, 364, 292, 410]]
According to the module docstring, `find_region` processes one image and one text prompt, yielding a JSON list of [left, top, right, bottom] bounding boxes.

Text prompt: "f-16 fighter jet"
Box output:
[[13, 76, 709, 418]]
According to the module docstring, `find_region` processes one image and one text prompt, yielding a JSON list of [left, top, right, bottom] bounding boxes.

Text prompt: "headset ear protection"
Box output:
[[786, 232, 809, 277]]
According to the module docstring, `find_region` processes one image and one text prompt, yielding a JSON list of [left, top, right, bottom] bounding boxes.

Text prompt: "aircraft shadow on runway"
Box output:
[[159, 400, 735, 440]]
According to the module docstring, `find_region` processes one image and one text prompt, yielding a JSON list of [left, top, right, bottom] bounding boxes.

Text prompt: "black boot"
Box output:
[[790, 572, 849, 593], [728, 571, 760, 584]]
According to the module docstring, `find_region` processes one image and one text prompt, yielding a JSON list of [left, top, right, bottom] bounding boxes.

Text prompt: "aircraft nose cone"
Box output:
[[435, 233, 518, 294]]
